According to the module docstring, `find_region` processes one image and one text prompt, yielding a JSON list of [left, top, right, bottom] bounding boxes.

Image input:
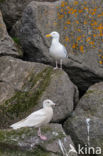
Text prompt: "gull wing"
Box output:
[[10, 108, 47, 129], [62, 45, 68, 57]]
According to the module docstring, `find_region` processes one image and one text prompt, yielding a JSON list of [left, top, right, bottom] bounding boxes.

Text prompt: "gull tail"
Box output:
[[10, 119, 26, 130]]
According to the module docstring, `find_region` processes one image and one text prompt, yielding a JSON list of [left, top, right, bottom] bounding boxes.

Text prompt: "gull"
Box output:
[[10, 99, 55, 140], [46, 31, 68, 69]]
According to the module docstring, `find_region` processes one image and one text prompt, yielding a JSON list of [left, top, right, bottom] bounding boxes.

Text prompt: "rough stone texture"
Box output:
[[64, 82, 103, 155], [0, 56, 78, 128], [0, 0, 58, 31], [0, 10, 22, 57], [11, 0, 103, 93], [0, 124, 77, 156]]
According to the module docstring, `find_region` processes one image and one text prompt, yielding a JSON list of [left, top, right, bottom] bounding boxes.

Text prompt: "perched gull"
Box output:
[[10, 99, 55, 140], [46, 31, 68, 69]]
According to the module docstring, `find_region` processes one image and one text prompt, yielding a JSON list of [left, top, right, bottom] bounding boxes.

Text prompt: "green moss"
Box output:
[[0, 67, 53, 127], [0, 128, 55, 156], [0, 0, 5, 2], [12, 37, 20, 45], [42, 126, 52, 133], [0, 145, 51, 156], [12, 37, 23, 56], [86, 90, 95, 94]]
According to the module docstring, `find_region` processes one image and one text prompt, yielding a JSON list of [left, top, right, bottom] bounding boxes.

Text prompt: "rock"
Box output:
[[11, 0, 103, 93], [0, 0, 57, 31], [0, 56, 79, 128], [0, 123, 77, 156], [0, 10, 22, 57], [64, 82, 103, 155]]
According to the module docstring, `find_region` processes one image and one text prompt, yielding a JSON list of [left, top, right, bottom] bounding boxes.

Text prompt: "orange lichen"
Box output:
[[98, 12, 103, 17], [99, 32, 103, 36], [72, 9, 77, 14], [68, 11, 71, 14], [84, 1, 87, 4], [77, 36, 82, 41], [79, 10, 83, 13], [99, 49, 102, 52], [60, 9, 64, 13], [93, 34, 96, 38], [80, 45, 84, 52], [74, 1, 79, 5], [91, 12, 96, 16], [84, 7, 89, 11], [66, 20, 71, 25], [64, 26, 68, 30], [65, 2, 68, 6], [86, 37, 91, 42], [53, 22, 57, 26], [99, 61, 103, 64], [66, 6, 70, 10], [77, 29, 81, 32], [76, 20, 79, 24], [96, 24, 103, 30], [58, 14, 64, 19], [61, 1, 65, 7], [72, 43, 77, 49], [65, 36, 70, 42], [89, 41, 95, 45], [64, 12, 67, 14], [91, 21, 97, 26], [84, 20, 87, 25]]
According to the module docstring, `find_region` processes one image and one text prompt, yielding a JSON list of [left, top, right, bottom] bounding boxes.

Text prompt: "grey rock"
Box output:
[[0, 56, 79, 128], [0, 10, 22, 57], [11, 0, 103, 92], [64, 82, 103, 155], [0, 123, 77, 156], [0, 0, 57, 30]]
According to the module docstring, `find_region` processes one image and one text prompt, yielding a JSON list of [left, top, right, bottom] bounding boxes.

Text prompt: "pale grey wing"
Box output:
[[62, 45, 68, 57], [10, 108, 47, 129], [22, 108, 47, 127]]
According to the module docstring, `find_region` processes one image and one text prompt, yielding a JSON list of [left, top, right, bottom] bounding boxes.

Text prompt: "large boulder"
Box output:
[[11, 0, 103, 93], [0, 0, 57, 31], [0, 56, 79, 128], [0, 10, 22, 57], [64, 82, 103, 155], [0, 123, 77, 156]]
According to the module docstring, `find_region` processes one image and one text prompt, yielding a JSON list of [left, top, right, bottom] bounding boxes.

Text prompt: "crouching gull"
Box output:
[[46, 31, 68, 69], [10, 99, 55, 140]]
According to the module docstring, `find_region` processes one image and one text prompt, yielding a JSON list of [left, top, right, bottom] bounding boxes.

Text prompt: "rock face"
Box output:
[[0, 56, 78, 128], [0, 0, 58, 31], [64, 82, 103, 155], [0, 123, 77, 156], [11, 0, 103, 93], [0, 10, 22, 57]]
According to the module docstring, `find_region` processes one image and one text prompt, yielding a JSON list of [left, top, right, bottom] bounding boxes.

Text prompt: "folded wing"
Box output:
[[10, 108, 47, 129]]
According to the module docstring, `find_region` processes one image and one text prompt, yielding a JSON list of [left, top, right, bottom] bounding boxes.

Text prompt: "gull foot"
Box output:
[[39, 135, 47, 141]]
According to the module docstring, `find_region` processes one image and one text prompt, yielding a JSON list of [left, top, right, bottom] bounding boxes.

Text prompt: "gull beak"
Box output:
[[46, 34, 52, 38]]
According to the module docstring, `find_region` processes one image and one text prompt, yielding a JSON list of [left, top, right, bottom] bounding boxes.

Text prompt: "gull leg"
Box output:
[[37, 128, 47, 140], [54, 60, 58, 70], [60, 59, 63, 69]]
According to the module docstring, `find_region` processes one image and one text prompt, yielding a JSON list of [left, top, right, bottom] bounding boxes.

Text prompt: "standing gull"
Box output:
[[46, 31, 68, 69], [10, 99, 55, 140]]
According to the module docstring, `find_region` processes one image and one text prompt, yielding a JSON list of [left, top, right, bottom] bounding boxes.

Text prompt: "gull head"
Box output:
[[43, 99, 55, 108], [46, 31, 60, 39]]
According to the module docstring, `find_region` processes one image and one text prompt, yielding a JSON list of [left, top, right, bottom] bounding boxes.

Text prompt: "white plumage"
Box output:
[[46, 31, 68, 69], [10, 99, 55, 140]]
